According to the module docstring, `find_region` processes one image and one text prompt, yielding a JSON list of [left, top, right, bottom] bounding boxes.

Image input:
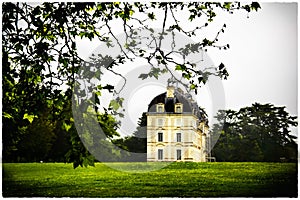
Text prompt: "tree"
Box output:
[[46, 120, 72, 162], [113, 112, 147, 161], [211, 103, 297, 162], [2, 2, 261, 167], [123, 112, 147, 153], [16, 112, 56, 162]]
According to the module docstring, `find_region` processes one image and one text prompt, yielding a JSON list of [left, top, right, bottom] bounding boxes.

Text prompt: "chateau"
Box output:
[[146, 83, 209, 162]]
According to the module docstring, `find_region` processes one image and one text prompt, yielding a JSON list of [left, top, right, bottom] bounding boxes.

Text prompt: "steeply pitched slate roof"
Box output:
[[147, 89, 207, 122], [148, 91, 192, 113]]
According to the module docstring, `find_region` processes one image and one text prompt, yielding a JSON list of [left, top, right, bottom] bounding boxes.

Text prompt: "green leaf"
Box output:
[[23, 113, 37, 123], [138, 73, 148, 80], [223, 2, 231, 10], [3, 112, 13, 119], [95, 91, 101, 96], [34, 76, 42, 85], [243, 5, 251, 12], [182, 72, 191, 80], [116, 97, 124, 107], [189, 15, 195, 21], [148, 12, 155, 20], [175, 64, 186, 71], [63, 122, 72, 132], [251, 2, 261, 11], [149, 28, 154, 33], [218, 63, 225, 70], [124, 43, 129, 48], [190, 84, 196, 90], [200, 5, 207, 10], [109, 99, 121, 111]]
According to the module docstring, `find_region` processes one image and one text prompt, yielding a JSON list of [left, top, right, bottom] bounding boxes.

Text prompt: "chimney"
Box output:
[[167, 86, 175, 98]]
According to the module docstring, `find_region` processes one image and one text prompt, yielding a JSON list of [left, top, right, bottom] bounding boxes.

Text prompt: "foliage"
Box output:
[[15, 109, 56, 162], [2, 97, 120, 168], [46, 120, 72, 162], [2, 2, 261, 167], [211, 103, 298, 162], [3, 162, 297, 197], [2, 100, 57, 162], [113, 112, 147, 161]]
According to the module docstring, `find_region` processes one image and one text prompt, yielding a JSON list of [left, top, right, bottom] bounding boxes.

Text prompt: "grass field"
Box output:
[[2, 162, 297, 197]]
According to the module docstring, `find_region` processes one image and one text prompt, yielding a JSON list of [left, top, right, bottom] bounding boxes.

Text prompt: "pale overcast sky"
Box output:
[[213, 2, 297, 115], [77, 2, 298, 136], [210, 2, 298, 136]]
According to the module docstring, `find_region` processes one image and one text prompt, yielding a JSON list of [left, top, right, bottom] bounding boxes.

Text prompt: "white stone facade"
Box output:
[[146, 86, 209, 162]]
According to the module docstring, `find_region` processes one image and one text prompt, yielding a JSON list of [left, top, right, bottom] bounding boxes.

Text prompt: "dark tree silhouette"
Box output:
[[211, 103, 297, 162], [2, 2, 261, 167]]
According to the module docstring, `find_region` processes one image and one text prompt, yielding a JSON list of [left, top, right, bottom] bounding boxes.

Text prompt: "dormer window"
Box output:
[[175, 103, 183, 113], [157, 103, 164, 113]]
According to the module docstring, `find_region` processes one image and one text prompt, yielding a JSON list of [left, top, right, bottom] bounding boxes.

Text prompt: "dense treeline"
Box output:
[[211, 103, 297, 162], [4, 103, 297, 163], [113, 112, 147, 162], [3, 103, 72, 163], [2, 105, 146, 163]]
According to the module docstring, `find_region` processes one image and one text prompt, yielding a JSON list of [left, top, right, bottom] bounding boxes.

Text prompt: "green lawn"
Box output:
[[2, 162, 297, 197]]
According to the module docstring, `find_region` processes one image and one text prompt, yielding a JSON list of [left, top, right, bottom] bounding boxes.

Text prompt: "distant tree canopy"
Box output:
[[113, 112, 147, 162], [2, 2, 260, 167], [211, 103, 297, 162], [114, 112, 147, 153]]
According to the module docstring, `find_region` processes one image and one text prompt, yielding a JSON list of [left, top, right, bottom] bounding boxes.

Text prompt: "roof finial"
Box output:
[[167, 76, 176, 86]]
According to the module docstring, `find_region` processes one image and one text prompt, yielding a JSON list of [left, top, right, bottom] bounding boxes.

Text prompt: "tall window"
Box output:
[[158, 149, 163, 160], [176, 133, 181, 142], [158, 132, 163, 142], [177, 149, 182, 160]]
